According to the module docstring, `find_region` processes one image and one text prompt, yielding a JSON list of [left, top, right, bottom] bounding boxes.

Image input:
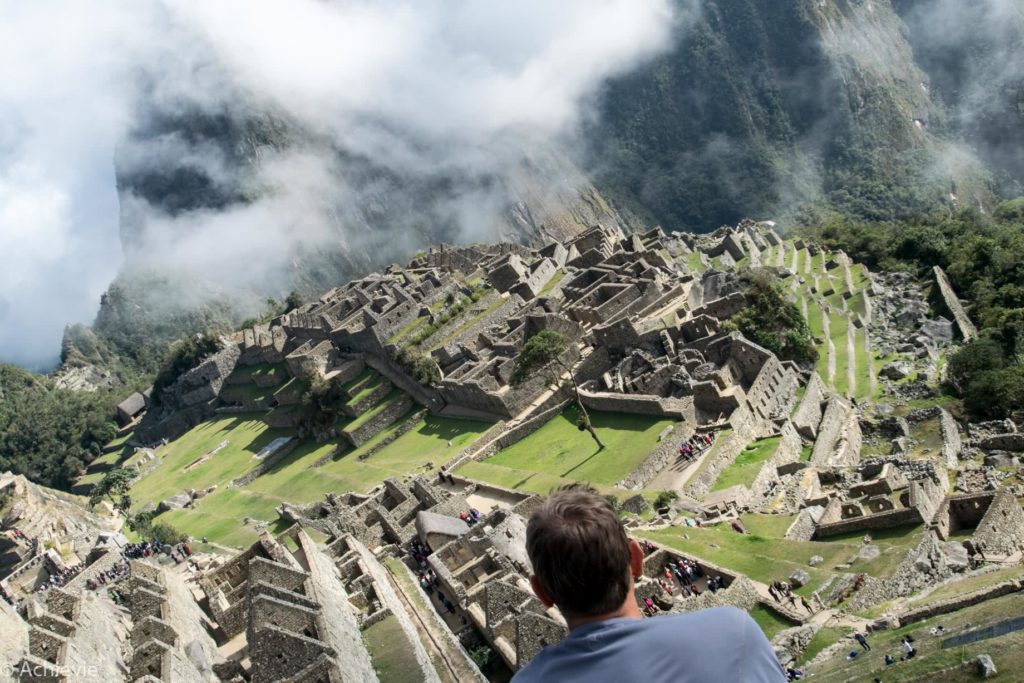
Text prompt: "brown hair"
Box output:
[[526, 485, 631, 618]]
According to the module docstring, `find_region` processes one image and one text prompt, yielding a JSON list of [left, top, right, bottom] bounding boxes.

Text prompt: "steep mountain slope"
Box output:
[[587, 0, 994, 230]]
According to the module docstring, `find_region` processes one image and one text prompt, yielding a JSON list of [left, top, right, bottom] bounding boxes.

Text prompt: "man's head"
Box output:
[[526, 485, 643, 621]]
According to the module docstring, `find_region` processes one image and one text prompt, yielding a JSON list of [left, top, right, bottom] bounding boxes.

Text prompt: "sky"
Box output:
[[0, 0, 680, 370]]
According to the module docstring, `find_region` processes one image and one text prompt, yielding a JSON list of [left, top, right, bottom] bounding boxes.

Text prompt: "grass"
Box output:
[[228, 362, 286, 384], [808, 593, 1024, 682], [463, 405, 673, 489], [345, 390, 406, 432], [750, 604, 798, 640], [429, 294, 506, 351], [148, 414, 489, 546], [852, 327, 873, 401], [363, 615, 425, 683], [129, 414, 290, 510], [538, 269, 566, 297], [346, 372, 388, 406], [711, 436, 782, 492], [828, 311, 851, 396], [905, 565, 1024, 606], [639, 515, 920, 597], [801, 627, 849, 664]]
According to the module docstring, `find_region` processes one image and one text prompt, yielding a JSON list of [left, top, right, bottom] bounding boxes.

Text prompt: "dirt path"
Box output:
[[847, 323, 857, 398]]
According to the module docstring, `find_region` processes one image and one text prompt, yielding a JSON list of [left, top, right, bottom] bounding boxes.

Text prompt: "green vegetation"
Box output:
[[640, 515, 921, 597], [151, 332, 223, 403], [711, 437, 781, 492], [512, 330, 604, 449], [459, 405, 672, 492], [749, 604, 798, 640], [808, 593, 1024, 682], [802, 204, 1024, 418], [143, 415, 487, 546], [0, 364, 120, 490], [725, 270, 818, 365], [363, 616, 424, 683], [89, 467, 135, 509]]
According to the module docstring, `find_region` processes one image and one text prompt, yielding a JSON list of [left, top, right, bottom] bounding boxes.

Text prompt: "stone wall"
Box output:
[[617, 422, 694, 490], [297, 530, 378, 683], [932, 266, 977, 340], [342, 395, 414, 448], [792, 373, 826, 439], [939, 408, 962, 469], [973, 488, 1024, 555], [578, 389, 693, 419], [896, 577, 1023, 627], [814, 507, 923, 538], [810, 397, 851, 466], [748, 421, 802, 507]]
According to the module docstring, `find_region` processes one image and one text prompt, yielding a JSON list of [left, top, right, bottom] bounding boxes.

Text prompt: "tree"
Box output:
[[511, 330, 604, 450], [284, 290, 303, 312], [89, 467, 135, 507]]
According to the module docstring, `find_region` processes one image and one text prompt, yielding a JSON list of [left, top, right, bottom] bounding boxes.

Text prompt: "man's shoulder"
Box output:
[[642, 605, 752, 633]]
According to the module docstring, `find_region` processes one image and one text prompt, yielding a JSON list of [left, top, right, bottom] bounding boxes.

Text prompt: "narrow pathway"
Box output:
[[846, 323, 857, 398]]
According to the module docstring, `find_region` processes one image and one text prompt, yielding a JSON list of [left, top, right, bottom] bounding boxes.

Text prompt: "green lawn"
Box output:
[[463, 405, 673, 489], [851, 327, 873, 401], [344, 390, 406, 432], [801, 627, 848, 665], [711, 436, 782, 492], [809, 593, 1024, 682], [828, 312, 851, 396], [364, 615, 425, 683], [750, 604, 798, 640], [129, 414, 291, 510], [346, 372, 387, 406], [149, 415, 489, 546], [228, 362, 287, 384], [640, 515, 919, 597], [905, 566, 1024, 607]]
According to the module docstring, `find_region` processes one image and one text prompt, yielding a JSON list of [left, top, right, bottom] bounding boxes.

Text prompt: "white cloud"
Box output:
[[0, 0, 679, 369]]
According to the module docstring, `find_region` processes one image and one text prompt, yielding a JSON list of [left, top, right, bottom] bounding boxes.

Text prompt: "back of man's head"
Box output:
[[526, 486, 631, 619]]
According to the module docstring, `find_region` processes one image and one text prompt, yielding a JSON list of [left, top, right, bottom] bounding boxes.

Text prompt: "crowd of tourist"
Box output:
[[677, 431, 717, 463], [458, 508, 482, 526], [409, 538, 432, 569], [768, 580, 813, 614], [33, 564, 83, 594], [657, 556, 728, 600]]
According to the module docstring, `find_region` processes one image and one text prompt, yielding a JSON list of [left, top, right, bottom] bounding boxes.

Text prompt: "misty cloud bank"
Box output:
[[0, 0, 680, 370]]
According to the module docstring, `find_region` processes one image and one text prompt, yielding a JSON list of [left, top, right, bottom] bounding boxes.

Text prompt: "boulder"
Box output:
[[980, 433, 1024, 452], [881, 361, 913, 380], [808, 555, 824, 567], [976, 654, 997, 679], [621, 494, 649, 515], [789, 569, 811, 588], [939, 541, 970, 573], [157, 493, 192, 513], [920, 318, 953, 342], [983, 452, 1021, 468]]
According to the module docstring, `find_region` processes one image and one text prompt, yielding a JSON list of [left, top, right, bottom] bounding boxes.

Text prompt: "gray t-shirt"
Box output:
[[512, 607, 786, 683]]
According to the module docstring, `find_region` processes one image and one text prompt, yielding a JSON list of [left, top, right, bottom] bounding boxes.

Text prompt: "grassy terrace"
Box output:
[[346, 372, 388, 406], [228, 362, 286, 384], [457, 405, 673, 495], [538, 268, 566, 297], [750, 604, 797, 640], [344, 390, 406, 432], [153, 414, 488, 547], [809, 593, 1024, 681], [129, 414, 289, 508], [639, 516, 922, 597], [710, 436, 782, 492], [429, 294, 506, 351], [364, 615, 425, 683]]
